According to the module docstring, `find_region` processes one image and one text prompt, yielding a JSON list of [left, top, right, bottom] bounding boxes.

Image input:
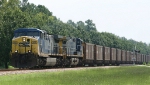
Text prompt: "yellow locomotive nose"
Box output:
[[11, 36, 39, 68], [12, 36, 38, 54]]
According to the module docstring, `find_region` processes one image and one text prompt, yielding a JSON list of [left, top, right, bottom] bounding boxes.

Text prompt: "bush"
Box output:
[[143, 62, 146, 65], [146, 62, 150, 66]]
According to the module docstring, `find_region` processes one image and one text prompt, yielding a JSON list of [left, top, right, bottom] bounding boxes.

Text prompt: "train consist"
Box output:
[[10, 28, 150, 68]]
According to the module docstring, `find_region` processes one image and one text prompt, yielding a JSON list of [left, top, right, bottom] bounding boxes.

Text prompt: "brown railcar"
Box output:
[[110, 48, 116, 65], [145, 55, 148, 64], [141, 54, 144, 63], [148, 55, 150, 63], [143, 54, 146, 63], [116, 49, 121, 65], [129, 52, 134, 64], [121, 50, 126, 64], [94, 45, 103, 65], [103, 47, 110, 65], [126, 51, 130, 64], [83, 43, 95, 65], [136, 53, 141, 64], [139, 54, 142, 64]]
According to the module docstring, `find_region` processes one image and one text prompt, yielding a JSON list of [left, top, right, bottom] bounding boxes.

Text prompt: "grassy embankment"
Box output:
[[0, 66, 150, 85]]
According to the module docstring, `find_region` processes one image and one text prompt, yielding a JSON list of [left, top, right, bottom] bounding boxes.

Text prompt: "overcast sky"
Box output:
[[28, 0, 150, 43]]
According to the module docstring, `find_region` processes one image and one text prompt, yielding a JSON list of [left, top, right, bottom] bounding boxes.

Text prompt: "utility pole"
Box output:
[[133, 42, 140, 65], [133, 43, 137, 65]]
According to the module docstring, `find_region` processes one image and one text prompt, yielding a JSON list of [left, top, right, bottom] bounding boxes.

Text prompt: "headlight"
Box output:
[[28, 50, 31, 53], [23, 38, 26, 42], [15, 50, 18, 53]]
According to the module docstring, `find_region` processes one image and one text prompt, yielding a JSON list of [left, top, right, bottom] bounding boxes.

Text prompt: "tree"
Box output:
[[67, 20, 77, 29], [85, 19, 97, 31], [37, 5, 52, 16]]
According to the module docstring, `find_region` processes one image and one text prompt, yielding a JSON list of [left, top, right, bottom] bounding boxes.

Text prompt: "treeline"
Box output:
[[0, 0, 149, 67]]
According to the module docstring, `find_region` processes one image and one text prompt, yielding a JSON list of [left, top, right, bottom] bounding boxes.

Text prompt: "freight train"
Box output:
[[10, 28, 150, 68]]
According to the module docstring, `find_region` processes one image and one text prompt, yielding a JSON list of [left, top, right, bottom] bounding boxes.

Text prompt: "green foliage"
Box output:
[[143, 62, 147, 65], [146, 62, 150, 66], [8, 65, 14, 69], [85, 19, 97, 31]]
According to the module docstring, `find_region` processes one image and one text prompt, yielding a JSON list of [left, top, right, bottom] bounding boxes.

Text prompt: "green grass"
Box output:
[[0, 65, 14, 69], [0, 66, 150, 85]]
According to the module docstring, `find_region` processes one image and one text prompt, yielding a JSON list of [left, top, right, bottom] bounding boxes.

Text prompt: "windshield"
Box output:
[[15, 31, 39, 37], [27, 32, 39, 36]]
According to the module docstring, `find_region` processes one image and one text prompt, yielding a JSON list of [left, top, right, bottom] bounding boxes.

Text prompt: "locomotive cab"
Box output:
[[66, 38, 84, 66], [66, 38, 83, 56], [12, 29, 40, 54], [11, 28, 42, 68]]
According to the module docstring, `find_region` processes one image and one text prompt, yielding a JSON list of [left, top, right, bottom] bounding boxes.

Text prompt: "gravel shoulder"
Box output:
[[0, 66, 118, 76]]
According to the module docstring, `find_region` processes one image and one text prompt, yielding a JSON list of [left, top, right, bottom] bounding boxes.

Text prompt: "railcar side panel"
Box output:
[[110, 48, 116, 64], [94, 45, 103, 65], [121, 50, 126, 64], [116, 49, 121, 64], [139, 54, 142, 64], [103, 47, 110, 65], [126, 51, 130, 63], [136, 53, 141, 64], [129, 52, 133, 64], [148, 55, 150, 63], [144, 55, 146, 63], [141, 54, 144, 63], [83, 43, 94, 65], [145, 55, 148, 63], [95, 45, 103, 60]]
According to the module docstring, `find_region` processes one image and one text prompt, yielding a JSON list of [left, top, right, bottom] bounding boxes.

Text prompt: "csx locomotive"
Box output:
[[11, 28, 150, 68], [11, 28, 83, 68]]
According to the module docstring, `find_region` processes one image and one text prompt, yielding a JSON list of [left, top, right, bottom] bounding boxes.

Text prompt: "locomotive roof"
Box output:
[[14, 28, 45, 33]]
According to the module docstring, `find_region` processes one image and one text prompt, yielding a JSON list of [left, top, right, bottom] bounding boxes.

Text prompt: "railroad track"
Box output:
[[0, 65, 117, 72], [0, 66, 77, 72], [0, 66, 119, 76], [0, 64, 126, 72], [0, 68, 27, 72]]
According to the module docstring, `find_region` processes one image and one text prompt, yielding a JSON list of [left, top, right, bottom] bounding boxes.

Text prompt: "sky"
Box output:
[[28, 0, 150, 43]]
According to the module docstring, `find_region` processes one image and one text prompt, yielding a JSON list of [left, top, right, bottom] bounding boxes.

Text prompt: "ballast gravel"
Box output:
[[0, 66, 118, 76]]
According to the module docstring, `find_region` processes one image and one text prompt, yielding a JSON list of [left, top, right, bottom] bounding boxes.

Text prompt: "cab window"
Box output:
[[27, 32, 39, 36], [15, 31, 39, 37], [40, 32, 44, 39], [15, 32, 26, 37]]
